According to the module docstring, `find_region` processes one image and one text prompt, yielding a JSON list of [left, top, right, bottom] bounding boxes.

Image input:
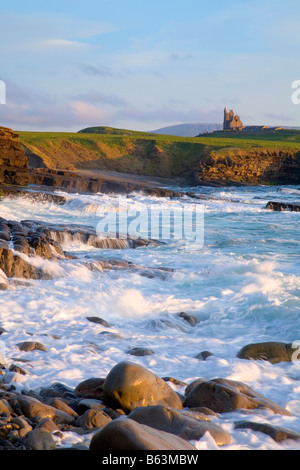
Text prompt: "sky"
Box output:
[[0, 0, 300, 132]]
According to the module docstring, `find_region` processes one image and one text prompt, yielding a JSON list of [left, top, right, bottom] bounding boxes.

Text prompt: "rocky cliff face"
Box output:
[[0, 127, 28, 186], [194, 147, 300, 186]]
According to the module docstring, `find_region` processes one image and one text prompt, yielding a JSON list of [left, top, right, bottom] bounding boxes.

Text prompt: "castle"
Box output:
[[223, 107, 244, 131]]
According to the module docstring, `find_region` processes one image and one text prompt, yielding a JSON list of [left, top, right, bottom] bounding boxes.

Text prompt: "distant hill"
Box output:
[[149, 123, 222, 137]]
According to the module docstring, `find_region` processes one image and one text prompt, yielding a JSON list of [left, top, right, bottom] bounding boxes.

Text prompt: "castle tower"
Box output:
[[223, 107, 244, 131]]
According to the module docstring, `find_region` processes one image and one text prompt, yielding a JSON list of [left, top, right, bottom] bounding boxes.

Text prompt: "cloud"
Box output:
[[69, 90, 127, 107], [42, 39, 88, 49], [79, 64, 121, 78]]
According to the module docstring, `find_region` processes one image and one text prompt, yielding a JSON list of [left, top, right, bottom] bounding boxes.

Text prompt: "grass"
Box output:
[[17, 127, 300, 177]]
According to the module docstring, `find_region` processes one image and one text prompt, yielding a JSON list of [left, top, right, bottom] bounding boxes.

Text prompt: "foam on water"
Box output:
[[0, 184, 300, 449]]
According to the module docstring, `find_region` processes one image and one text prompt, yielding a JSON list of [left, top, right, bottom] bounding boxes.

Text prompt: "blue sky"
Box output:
[[0, 0, 300, 131]]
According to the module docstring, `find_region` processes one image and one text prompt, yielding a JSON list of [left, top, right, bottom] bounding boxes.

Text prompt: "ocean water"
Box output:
[[0, 184, 300, 450]]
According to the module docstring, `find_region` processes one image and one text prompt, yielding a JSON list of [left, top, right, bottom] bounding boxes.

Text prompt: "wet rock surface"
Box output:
[[0, 360, 297, 450]]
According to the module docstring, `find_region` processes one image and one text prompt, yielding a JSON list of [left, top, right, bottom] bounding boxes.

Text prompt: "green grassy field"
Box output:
[[17, 127, 300, 178]]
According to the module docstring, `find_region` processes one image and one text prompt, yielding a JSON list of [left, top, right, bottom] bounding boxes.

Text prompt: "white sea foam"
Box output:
[[0, 185, 300, 449]]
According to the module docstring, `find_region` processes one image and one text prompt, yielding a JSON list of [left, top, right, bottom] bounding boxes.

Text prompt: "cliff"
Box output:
[[0, 126, 28, 186], [194, 147, 300, 186]]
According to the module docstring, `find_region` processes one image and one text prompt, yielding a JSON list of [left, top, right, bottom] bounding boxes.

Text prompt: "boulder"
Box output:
[[103, 361, 183, 413], [74, 377, 106, 400], [23, 429, 56, 450], [266, 201, 300, 212], [237, 342, 294, 364], [127, 347, 155, 357], [75, 409, 112, 429], [128, 405, 232, 445], [184, 378, 291, 416], [17, 341, 48, 352], [89, 417, 196, 450], [11, 395, 76, 424], [234, 420, 300, 443]]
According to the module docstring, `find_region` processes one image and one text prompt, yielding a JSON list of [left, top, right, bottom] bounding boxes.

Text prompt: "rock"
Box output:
[[103, 361, 183, 413], [74, 377, 105, 400], [0, 423, 12, 439], [9, 364, 29, 375], [0, 127, 28, 187], [77, 399, 106, 414], [128, 405, 232, 445], [184, 378, 291, 416], [266, 201, 300, 212], [89, 416, 196, 450], [11, 395, 76, 424], [195, 351, 213, 360], [86, 317, 111, 327], [234, 420, 300, 443], [162, 377, 187, 388], [0, 399, 13, 414], [43, 398, 79, 419], [75, 409, 112, 429], [176, 312, 199, 327], [127, 347, 155, 357], [35, 418, 59, 433], [237, 342, 294, 364], [185, 379, 206, 397], [17, 341, 48, 352], [11, 417, 33, 438], [23, 429, 56, 450]]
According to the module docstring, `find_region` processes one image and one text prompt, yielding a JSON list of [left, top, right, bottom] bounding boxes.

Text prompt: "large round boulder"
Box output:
[[103, 361, 183, 413], [89, 416, 196, 450], [184, 378, 291, 416], [237, 341, 295, 364], [128, 405, 232, 445]]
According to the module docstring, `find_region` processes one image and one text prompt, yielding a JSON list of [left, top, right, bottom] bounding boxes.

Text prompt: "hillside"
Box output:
[[149, 123, 223, 137], [17, 127, 300, 186]]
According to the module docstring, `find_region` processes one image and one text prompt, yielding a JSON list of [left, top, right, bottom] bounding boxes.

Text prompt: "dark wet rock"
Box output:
[[185, 379, 206, 397], [86, 316, 111, 327], [23, 429, 56, 450], [266, 201, 300, 212], [184, 378, 291, 416], [77, 399, 106, 414], [162, 377, 187, 388], [196, 351, 214, 361], [237, 341, 295, 364], [17, 341, 48, 352], [103, 361, 183, 413], [43, 398, 79, 419], [74, 377, 106, 400], [35, 418, 59, 433], [176, 312, 200, 327], [22, 219, 163, 250], [10, 395, 76, 424], [89, 416, 196, 450], [128, 405, 232, 445], [0, 423, 13, 439], [234, 420, 300, 443], [12, 417, 33, 438], [9, 364, 29, 375], [0, 399, 14, 414], [127, 347, 155, 357], [75, 409, 112, 429]]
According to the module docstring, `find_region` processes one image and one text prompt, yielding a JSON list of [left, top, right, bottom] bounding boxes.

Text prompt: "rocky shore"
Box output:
[[0, 354, 299, 450]]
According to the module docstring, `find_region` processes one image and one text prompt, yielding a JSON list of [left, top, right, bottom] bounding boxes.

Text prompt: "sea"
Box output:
[[0, 184, 300, 450]]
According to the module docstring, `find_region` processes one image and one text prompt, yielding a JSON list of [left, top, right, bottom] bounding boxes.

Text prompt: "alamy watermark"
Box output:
[[96, 199, 204, 247], [291, 80, 300, 105], [0, 80, 6, 104]]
